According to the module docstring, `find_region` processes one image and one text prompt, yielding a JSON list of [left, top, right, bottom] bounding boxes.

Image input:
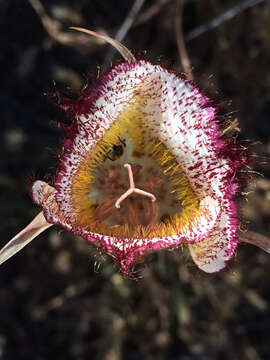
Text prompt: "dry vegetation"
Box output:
[[1, 0, 270, 359]]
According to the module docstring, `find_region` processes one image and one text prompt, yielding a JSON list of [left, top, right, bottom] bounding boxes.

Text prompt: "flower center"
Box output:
[[71, 97, 200, 239], [114, 163, 156, 209]]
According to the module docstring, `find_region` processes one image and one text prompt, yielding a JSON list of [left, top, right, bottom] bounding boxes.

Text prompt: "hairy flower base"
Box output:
[[28, 59, 247, 274]]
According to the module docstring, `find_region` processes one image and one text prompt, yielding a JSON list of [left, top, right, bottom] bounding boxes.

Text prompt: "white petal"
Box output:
[[188, 206, 237, 273]]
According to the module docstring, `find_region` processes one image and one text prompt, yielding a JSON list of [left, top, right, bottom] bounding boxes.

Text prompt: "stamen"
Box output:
[[115, 163, 156, 208]]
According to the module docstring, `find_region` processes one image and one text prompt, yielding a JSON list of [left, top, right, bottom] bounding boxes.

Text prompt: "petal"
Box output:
[[31, 180, 72, 231], [188, 200, 238, 272], [182, 196, 220, 243], [55, 61, 228, 223], [0, 212, 52, 265]]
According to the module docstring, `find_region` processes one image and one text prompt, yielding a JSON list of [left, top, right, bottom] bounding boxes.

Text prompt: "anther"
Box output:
[[115, 163, 156, 208]]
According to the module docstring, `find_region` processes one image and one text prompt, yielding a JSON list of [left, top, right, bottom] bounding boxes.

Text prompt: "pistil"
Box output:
[[115, 163, 156, 208]]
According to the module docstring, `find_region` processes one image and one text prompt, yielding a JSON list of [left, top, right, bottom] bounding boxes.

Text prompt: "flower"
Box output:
[[0, 28, 250, 275]]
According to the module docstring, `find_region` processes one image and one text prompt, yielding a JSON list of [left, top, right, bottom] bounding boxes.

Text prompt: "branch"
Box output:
[[185, 0, 265, 42], [175, 0, 193, 80], [239, 231, 270, 253], [28, 0, 100, 52], [134, 0, 171, 27], [102, 0, 146, 70]]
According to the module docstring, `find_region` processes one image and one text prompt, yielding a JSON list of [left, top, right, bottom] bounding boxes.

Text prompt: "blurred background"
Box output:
[[1, 0, 270, 359]]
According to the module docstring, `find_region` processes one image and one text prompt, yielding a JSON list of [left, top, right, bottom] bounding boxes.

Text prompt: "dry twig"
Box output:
[[28, 0, 99, 51], [134, 0, 172, 27], [239, 231, 270, 253], [175, 0, 193, 80], [102, 0, 146, 70], [32, 280, 89, 320], [185, 0, 265, 42]]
